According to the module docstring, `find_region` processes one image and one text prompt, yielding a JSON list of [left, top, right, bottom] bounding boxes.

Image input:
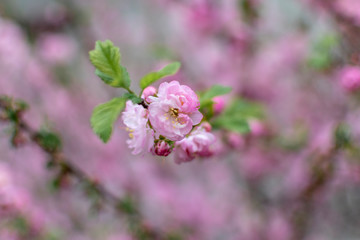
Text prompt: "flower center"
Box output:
[[170, 108, 179, 118]]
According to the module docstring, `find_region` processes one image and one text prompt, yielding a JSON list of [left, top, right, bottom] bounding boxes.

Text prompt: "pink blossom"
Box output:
[[122, 101, 154, 155], [249, 119, 267, 137], [0, 18, 29, 72], [174, 124, 216, 164], [141, 86, 157, 103], [212, 96, 225, 114], [227, 132, 245, 149], [148, 81, 203, 141], [339, 66, 360, 92], [0, 165, 23, 216], [36, 33, 76, 65], [335, 0, 360, 25]]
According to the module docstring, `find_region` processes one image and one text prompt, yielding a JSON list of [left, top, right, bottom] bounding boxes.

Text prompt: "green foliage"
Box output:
[[11, 216, 30, 236], [35, 131, 62, 153], [211, 98, 264, 134], [199, 85, 232, 108], [334, 123, 352, 149], [307, 34, 339, 70], [117, 195, 138, 215], [89, 40, 130, 89], [140, 62, 181, 89], [123, 93, 142, 104], [41, 228, 64, 240], [90, 97, 126, 143]]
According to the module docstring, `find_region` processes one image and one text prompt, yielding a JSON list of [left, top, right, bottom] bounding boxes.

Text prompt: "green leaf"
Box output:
[[200, 85, 232, 108], [140, 62, 181, 89], [35, 131, 62, 152], [212, 117, 250, 133], [307, 33, 339, 70], [89, 40, 130, 88], [95, 69, 114, 85], [211, 98, 264, 134], [120, 65, 131, 89], [90, 97, 126, 143]]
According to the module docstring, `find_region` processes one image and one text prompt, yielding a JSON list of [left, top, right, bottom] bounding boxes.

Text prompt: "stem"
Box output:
[[125, 87, 136, 95]]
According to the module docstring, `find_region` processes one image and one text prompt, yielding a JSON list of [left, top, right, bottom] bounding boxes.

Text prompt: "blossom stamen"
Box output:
[[170, 107, 179, 118]]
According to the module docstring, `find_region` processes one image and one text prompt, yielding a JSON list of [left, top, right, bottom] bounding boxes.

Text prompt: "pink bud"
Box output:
[[249, 119, 267, 137], [202, 122, 212, 132], [339, 66, 360, 92], [152, 141, 172, 157], [141, 86, 157, 103], [212, 96, 225, 114]]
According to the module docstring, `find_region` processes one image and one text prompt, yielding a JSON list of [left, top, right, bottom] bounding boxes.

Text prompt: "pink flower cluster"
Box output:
[[339, 66, 360, 92], [122, 81, 216, 163]]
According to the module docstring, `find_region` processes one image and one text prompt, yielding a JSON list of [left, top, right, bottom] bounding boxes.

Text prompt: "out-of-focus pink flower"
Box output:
[[335, 0, 360, 25], [174, 124, 216, 164], [0, 164, 24, 216], [0, 19, 29, 72], [212, 96, 225, 114], [266, 211, 292, 240], [122, 101, 154, 155], [201, 121, 212, 132], [227, 132, 245, 149], [148, 81, 203, 141], [152, 141, 172, 157], [141, 86, 157, 103], [0, 230, 19, 240], [36, 33, 76, 65], [185, 1, 219, 34], [339, 66, 360, 92], [249, 119, 267, 137]]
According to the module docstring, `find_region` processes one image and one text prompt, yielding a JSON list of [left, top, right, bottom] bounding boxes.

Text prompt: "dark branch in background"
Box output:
[[289, 123, 352, 240], [316, 0, 360, 63], [0, 96, 180, 240]]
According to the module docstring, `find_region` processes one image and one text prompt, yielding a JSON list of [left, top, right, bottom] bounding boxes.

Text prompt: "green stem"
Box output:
[[125, 87, 136, 95]]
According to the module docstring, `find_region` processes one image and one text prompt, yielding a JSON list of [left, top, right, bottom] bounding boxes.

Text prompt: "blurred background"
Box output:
[[1, 0, 360, 239]]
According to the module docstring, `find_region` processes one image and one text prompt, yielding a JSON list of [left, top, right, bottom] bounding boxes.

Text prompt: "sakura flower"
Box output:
[[174, 124, 216, 164], [148, 81, 203, 141], [122, 101, 154, 155]]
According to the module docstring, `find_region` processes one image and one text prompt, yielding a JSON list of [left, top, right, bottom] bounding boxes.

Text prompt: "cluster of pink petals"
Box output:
[[122, 101, 154, 155], [174, 123, 216, 164], [148, 81, 203, 141], [339, 66, 360, 92], [122, 81, 217, 163], [0, 165, 24, 216]]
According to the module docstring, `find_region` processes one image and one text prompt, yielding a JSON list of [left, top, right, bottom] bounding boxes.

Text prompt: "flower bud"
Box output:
[[212, 96, 225, 114], [202, 122, 212, 132], [141, 86, 157, 103], [152, 141, 172, 157]]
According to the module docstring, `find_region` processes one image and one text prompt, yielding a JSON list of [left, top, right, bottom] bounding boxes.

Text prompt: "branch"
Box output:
[[0, 95, 170, 240]]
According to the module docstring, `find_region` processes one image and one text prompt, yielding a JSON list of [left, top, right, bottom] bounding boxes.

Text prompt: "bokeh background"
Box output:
[[1, 0, 360, 239]]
